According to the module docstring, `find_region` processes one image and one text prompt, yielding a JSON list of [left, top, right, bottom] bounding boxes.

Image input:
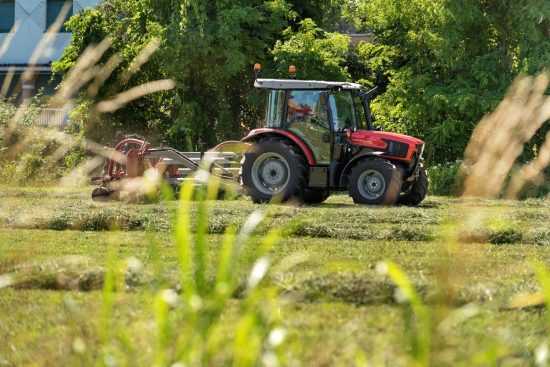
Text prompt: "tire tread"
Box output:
[[348, 158, 402, 205], [397, 167, 428, 206], [241, 136, 307, 203]]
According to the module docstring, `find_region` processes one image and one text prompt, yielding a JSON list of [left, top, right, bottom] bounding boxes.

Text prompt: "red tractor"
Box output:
[[239, 71, 428, 205], [92, 68, 428, 206]]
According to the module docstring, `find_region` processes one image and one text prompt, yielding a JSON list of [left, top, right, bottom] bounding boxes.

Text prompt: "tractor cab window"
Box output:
[[265, 90, 285, 127], [329, 91, 358, 131], [286, 91, 329, 129], [353, 95, 366, 130], [286, 90, 331, 163]]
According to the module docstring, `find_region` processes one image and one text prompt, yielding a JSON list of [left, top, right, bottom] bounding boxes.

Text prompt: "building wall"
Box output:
[[0, 0, 102, 103], [0, 0, 102, 65], [0, 0, 103, 65]]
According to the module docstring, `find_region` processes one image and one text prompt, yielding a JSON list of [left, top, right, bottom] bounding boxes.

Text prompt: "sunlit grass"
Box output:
[[2, 190, 550, 365]]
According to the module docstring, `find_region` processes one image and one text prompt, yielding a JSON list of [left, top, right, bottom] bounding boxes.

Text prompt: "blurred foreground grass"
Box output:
[[1, 187, 550, 366]]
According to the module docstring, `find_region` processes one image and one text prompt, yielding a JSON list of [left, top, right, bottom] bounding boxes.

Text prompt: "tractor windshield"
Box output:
[[329, 91, 364, 131]]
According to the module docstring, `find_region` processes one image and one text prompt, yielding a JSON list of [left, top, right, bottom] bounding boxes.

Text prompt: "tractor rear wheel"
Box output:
[[396, 166, 428, 206], [348, 158, 402, 205], [302, 189, 331, 204], [240, 137, 307, 203]]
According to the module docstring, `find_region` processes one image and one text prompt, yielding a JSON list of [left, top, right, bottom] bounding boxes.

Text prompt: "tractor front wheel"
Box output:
[[396, 166, 428, 206], [349, 158, 402, 205], [240, 138, 307, 203]]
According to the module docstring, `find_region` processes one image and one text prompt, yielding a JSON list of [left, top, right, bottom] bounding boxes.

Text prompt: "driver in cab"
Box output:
[[286, 92, 331, 163]]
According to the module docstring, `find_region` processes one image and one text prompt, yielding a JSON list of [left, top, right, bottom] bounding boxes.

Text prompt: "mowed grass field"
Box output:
[[1, 186, 550, 366]]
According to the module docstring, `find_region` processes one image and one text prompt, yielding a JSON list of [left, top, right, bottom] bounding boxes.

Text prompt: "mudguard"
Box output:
[[241, 128, 316, 166]]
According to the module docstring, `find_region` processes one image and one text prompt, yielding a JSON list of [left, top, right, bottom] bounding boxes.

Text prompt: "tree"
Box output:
[[354, 0, 550, 164], [271, 18, 351, 81], [55, 0, 369, 149], [53, 0, 169, 144], [284, 0, 352, 31], [155, 0, 293, 150]]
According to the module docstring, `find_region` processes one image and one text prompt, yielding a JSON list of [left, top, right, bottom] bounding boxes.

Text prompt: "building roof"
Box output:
[[254, 78, 363, 90]]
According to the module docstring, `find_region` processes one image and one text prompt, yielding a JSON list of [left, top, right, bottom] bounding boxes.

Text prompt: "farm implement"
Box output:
[[90, 137, 243, 200], [92, 64, 428, 205]]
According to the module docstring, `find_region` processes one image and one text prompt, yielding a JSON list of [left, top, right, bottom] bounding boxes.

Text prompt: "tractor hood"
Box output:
[[348, 130, 425, 162]]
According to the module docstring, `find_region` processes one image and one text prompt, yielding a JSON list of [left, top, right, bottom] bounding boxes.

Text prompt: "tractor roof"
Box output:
[[254, 78, 363, 91]]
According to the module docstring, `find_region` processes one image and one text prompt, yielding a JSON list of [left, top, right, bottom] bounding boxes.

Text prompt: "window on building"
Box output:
[[0, 0, 15, 33], [46, 0, 73, 32]]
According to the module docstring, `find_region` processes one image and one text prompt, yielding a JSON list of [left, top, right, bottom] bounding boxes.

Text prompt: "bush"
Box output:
[[0, 98, 89, 186], [427, 161, 461, 196], [516, 165, 550, 200]]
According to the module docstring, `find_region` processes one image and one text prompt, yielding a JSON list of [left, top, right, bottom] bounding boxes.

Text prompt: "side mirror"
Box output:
[[375, 125, 383, 131]]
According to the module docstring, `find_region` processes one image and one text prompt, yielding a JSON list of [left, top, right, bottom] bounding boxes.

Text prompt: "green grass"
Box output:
[[1, 187, 550, 365]]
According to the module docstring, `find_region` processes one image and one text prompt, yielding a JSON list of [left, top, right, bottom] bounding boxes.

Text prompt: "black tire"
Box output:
[[91, 186, 111, 202], [396, 166, 428, 206], [348, 158, 402, 205], [302, 189, 331, 204], [240, 137, 307, 203]]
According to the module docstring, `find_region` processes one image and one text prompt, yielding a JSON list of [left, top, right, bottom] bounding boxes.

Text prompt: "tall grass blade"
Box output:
[[175, 180, 195, 297], [146, 223, 165, 289], [154, 290, 175, 367], [215, 225, 237, 293], [98, 240, 119, 367], [462, 73, 550, 198], [377, 261, 430, 366], [234, 314, 262, 367], [232, 210, 265, 268], [193, 183, 213, 295], [94, 80, 175, 113], [534, 261, 550, 337], [0, 21, 20, 59]]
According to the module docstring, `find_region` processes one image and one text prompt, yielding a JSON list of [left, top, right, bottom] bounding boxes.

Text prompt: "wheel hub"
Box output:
[[358, 169, 386, 200], [259, 159, 287, 187], [251, 152, 290, 195]]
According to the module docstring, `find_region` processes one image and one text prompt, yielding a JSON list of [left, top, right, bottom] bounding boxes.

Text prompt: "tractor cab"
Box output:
[[240, 68, 428, 206], [263, 79, 370, 129]]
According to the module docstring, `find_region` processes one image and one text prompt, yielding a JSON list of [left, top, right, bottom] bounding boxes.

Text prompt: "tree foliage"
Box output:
[[56, 0, 549, 164], [156, 0, 293, 149], [53, 0, 169, 144], [284, 0, 353, 31], [355, 0, 550, 163], [55, 0, 355, 150], [272, 19, 351, 81]]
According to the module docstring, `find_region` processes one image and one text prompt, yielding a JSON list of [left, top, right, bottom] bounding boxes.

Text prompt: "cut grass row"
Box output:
[[1, 188, 549, 245], [2, 228, 549, 304]]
